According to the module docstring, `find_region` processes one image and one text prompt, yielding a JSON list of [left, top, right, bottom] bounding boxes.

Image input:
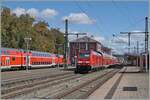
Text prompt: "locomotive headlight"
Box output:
[[85, 61, 89, 63], [78, 61, 82, 63]]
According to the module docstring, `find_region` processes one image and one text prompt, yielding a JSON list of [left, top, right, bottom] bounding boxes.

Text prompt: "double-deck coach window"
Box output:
[[12, 57, 15, 61]]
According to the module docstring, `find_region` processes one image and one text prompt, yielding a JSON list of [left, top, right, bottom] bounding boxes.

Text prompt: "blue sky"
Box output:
[[2, 0, 148, 54]]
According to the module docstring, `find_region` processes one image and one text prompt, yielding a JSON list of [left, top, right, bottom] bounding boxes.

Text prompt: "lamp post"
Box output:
[[24, 37, 32, 72]]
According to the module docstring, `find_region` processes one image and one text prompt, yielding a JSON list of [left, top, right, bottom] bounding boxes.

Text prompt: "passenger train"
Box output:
[[1, 47, 121, 72], [0, 47, 64, 70], [75, 50, 120, 73]]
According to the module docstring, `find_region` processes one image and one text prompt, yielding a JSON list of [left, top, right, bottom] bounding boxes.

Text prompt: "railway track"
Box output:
[[39, 68, 122, 99], [2, 68, 122, 99], [2, 71, 72, 89], [65, 69, 122, 99], [1, 72, 76, 99]]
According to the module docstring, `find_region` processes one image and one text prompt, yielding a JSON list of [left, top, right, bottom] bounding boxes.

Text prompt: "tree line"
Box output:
[[1, 7, 65, 54]]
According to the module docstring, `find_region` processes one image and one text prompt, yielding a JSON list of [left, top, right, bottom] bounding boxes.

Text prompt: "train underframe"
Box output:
[[75, 65, 91, 73], [75, 64, 123, 74], [75, 65, 106, 73]]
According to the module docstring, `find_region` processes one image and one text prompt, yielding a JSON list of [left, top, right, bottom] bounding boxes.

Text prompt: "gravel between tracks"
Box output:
[[19, 69, 116, 99], [1, 72, 75, 99], [2, 71, 72, 89], [2, 68, 121, 99], [50, 69, 120, 99]]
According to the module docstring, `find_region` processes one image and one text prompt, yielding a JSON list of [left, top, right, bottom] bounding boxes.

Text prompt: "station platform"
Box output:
[[89, 66, 149, 99]]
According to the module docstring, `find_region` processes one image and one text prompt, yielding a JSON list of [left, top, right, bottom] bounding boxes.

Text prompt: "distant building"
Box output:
[[69, 36, 111, 64]]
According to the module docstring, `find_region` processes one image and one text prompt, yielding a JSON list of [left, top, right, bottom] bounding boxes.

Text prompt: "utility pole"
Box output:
[[137, 41, 139, 54], [136, 41, 139, 67], [64, 19, 87, 69], [120, 32, 131, 53], [145, 17, 149, 72], [145, 17, 149, 53], [64, 19, 68, 69], [120, 17, 149, 71], [120, 31, 145, 70], [120, 17, 149, 53], [128, 33, 131, 53]]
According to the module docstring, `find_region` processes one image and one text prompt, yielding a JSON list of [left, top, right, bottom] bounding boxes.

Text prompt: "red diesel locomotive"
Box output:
[[0, 47, 64, 69], [75, 50, 119, 73]]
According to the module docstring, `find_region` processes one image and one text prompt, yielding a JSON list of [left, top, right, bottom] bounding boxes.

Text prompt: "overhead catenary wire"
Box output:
[[77, 2, 143, 49], [75, 2, 118, 50], [74, 1, 104, 34], [111, 0, 135, 26], [74, 1, 115, 50], [121, 17, 145, 31], [86, 2, 112, 34], [74, 1, 147, 54], [76, 2, 119, 50]]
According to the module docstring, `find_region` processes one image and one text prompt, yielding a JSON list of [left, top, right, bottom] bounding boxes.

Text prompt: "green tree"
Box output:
[[1, 7, 65, 54]]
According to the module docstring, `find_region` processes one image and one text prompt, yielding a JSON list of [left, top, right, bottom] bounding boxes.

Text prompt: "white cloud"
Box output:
[[94, 36, 112, 47], [62, 13, 95, 24], [111, 36, 128, 44], [12, 7, 26, 17], [131, 30, 143, 33], [93, 35, 127, 54], [94, 36, 105, 42], [26, 8, 39, 18], [41, 9, 58, 18], [117, 37, 128, 43], [12, 7, 58, 19]]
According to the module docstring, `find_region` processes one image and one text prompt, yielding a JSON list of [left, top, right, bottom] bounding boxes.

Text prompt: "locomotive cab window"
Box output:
[[79, 53, 90, 58]]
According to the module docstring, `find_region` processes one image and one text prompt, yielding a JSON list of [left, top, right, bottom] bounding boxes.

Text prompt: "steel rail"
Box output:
[[2, 73, 80, 99], [2, 72, 72, 87], [52, 69, 120, 99]]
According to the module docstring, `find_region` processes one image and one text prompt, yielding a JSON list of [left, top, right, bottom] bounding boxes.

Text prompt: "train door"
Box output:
[[24, 57, 26, 66], [5, 57, 10, 67], [20, 53, 23, 67], [52, 58, 55, 66], [1, 56, 5, 66]]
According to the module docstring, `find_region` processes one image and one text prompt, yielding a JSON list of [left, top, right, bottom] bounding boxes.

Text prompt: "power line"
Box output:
[[121, 17, 145, 31], [111, 0, 135, 26], [74, 1, 104, 34], [86, 2, 112, 34]]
